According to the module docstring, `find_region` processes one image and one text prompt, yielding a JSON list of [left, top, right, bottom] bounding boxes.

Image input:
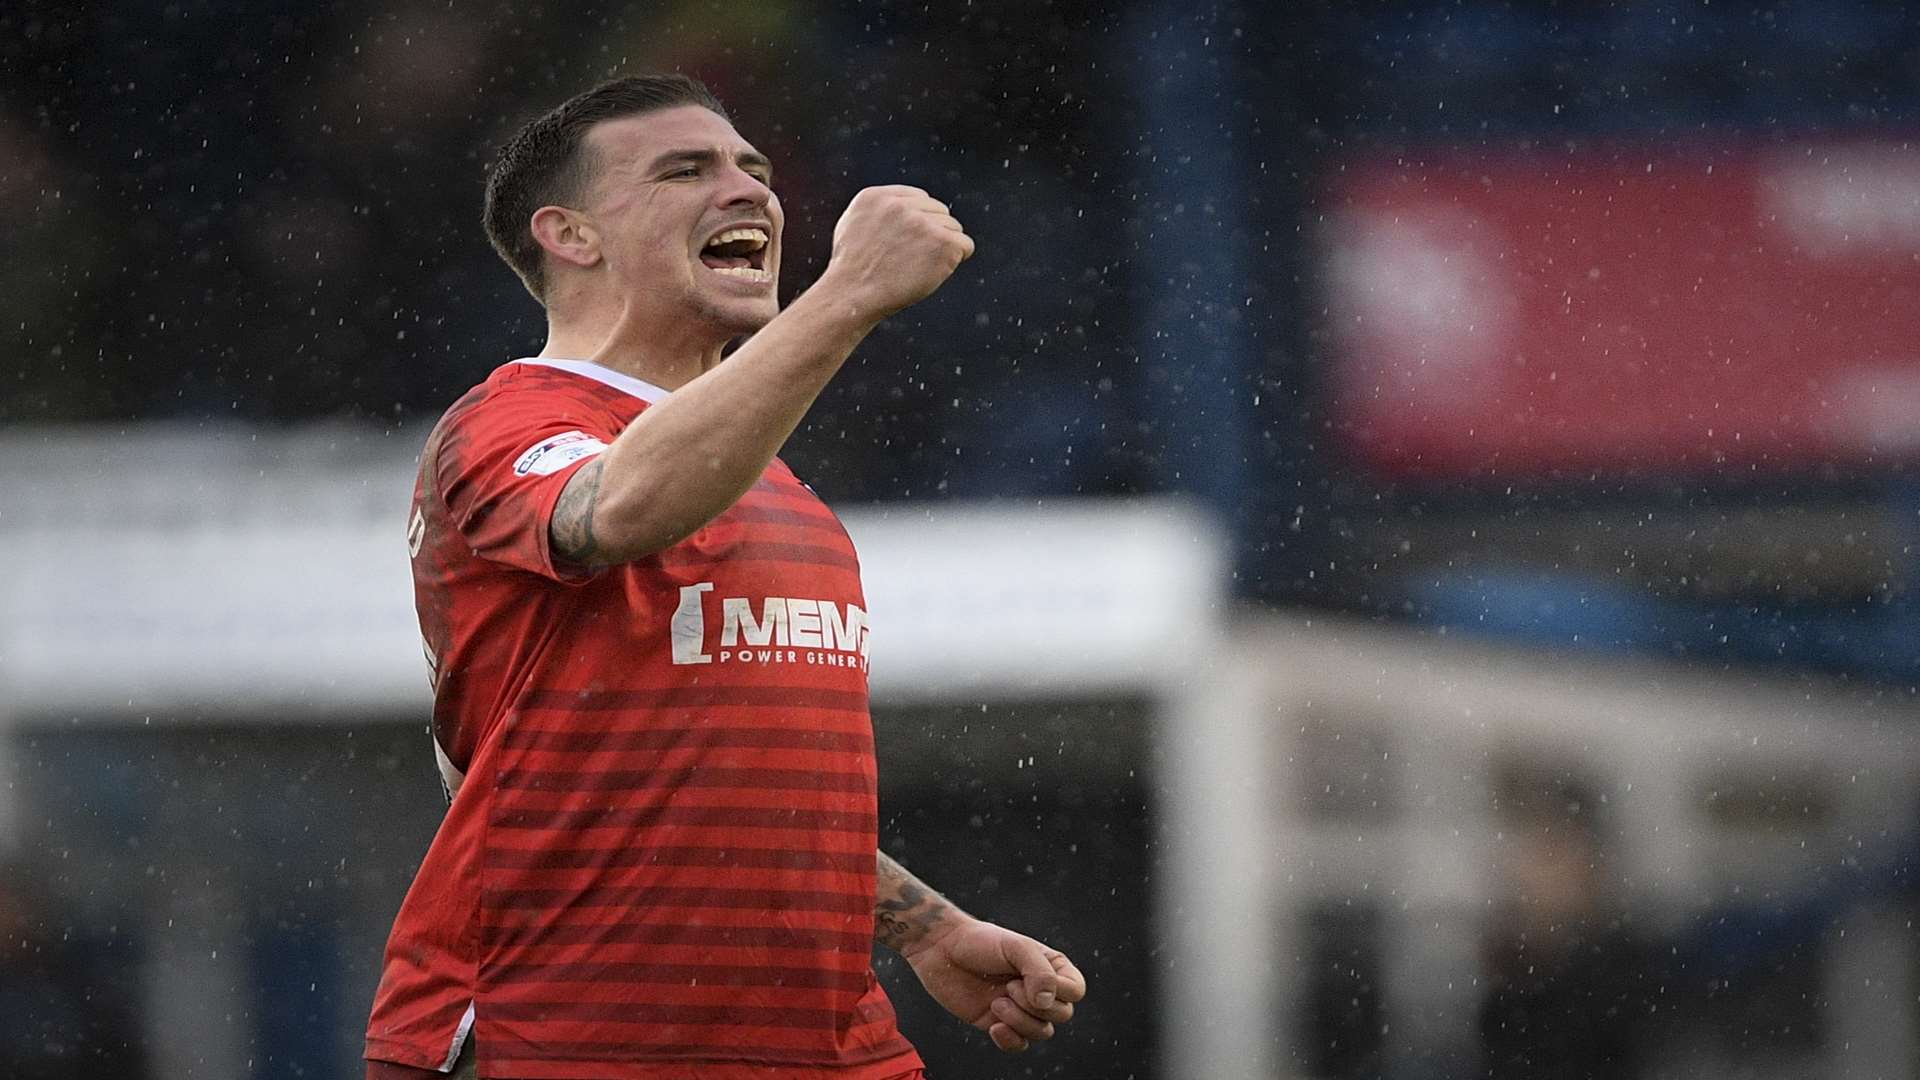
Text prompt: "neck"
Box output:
[[540, 291, 728, 391]]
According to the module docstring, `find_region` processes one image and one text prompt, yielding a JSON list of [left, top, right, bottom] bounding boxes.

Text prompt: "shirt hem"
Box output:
[[475, 1046, 923, 1080], [365, 1038, 443, 1071]]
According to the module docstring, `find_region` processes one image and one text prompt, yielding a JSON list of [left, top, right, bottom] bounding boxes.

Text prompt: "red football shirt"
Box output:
[[366, 358, 922, 1080]]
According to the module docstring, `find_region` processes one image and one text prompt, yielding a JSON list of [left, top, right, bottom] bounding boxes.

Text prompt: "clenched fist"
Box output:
[[818, 185, 975, 321]]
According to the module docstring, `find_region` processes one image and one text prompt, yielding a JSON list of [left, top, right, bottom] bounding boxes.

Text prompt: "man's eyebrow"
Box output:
[[646, 147, 776, 178]]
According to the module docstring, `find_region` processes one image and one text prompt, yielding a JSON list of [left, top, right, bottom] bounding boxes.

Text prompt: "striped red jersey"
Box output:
[[366, 358, 921, 1080]]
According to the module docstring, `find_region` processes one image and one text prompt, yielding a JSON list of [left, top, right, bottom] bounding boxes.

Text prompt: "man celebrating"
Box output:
[[366, 75, 1085, 1080]]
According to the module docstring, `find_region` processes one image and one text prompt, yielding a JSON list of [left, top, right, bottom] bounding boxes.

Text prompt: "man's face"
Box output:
[[578, 105, 782, 335]]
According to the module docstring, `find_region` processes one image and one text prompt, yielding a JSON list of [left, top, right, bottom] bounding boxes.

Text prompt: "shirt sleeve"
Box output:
[[432, 386, 619, 584]]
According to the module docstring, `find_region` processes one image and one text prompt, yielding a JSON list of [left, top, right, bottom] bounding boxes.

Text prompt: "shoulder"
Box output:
[[483, 361, 623, 409], [417, 365, 613, 491], [768, 457, 830, 502], [438, 362, 628, 436]]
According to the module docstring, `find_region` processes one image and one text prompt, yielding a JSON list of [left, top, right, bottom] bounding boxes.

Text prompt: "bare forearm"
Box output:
[[573, 284, 878, 561], [552, 184, 971, 566], [875, 850, 966, 955]]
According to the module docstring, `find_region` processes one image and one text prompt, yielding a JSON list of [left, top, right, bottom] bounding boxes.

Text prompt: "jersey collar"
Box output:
[[511, 357, 671, 404]]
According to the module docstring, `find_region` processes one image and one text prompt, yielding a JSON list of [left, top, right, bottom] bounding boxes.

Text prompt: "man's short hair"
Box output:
[[484, 74, 729, 303]]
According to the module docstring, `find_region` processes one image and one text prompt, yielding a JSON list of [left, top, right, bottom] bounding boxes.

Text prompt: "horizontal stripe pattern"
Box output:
[[720, 503, 848, 534], [375, 371, 911, 1077], [504, 726, 870, 761], [478, 919, 873, 953], [657, 540, 860, 572], [484, 998, 897, 1030], [485, 883, 873, 915], [484, 844, 874, 873], [488, 1001, 842, 1029], [516, 686, 869, 715], [486, 960, 871, 992], [491, 802, 878, 834], [498, 763, 872, 794], [483, 1034, 911, 1068]]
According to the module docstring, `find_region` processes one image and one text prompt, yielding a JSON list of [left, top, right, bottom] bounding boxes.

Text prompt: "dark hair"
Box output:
[[483, 74, 729, 303]]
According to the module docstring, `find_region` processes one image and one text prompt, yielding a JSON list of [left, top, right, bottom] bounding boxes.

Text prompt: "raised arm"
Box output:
[[875, 851, 1088, 1053], [550, 186, 972, 566]]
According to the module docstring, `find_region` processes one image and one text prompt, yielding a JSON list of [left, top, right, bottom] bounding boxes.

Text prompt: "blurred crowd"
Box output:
[[9, 0, 1920, 520], [9, 0, 1920, 594], [3, 0, 1132, 505]]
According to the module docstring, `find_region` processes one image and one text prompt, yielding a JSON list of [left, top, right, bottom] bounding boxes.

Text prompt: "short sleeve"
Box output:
[[433, 387, 618, 584]]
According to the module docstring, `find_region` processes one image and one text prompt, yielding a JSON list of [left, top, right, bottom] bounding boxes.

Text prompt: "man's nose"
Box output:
[[715, 166, 771, 209]]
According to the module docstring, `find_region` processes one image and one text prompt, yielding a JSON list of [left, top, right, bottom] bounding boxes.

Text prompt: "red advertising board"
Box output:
[[1322, 142, 1920, 478]]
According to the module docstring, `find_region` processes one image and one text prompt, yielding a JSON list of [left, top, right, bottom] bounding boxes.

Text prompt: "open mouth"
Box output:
[[700, 226, 772, 284]]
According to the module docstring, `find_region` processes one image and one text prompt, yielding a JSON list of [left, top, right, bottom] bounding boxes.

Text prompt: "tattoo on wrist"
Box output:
[[874, 851, 954, 952], [550, 457, 608, 565]]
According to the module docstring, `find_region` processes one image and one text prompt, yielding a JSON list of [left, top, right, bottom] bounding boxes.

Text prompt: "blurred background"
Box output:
[[5, 0, 1920, 1076]]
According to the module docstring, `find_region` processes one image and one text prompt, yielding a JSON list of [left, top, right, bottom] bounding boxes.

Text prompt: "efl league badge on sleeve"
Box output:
[[513, 430, 610, 476]]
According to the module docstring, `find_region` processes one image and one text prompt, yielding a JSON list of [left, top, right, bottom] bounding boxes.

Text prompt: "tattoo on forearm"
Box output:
[[550, 457, 608, 566], [875, 851, 956, 952]]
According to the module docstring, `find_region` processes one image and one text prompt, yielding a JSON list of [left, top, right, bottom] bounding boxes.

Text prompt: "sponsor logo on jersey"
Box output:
[[512, 430, 608, 476], [671, 582, 870, 669]]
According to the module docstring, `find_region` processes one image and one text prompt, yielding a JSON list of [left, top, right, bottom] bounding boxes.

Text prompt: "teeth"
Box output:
[[705, 227, 769, 251], [711, 266, 772, 282]]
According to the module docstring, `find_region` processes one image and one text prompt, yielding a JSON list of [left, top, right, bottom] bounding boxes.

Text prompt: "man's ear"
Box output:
[[529, 206, 602, 270]]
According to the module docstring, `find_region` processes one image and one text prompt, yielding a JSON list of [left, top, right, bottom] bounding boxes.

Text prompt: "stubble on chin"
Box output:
[[692, 293, 779, 337]]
